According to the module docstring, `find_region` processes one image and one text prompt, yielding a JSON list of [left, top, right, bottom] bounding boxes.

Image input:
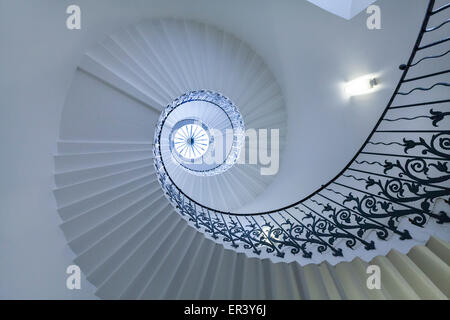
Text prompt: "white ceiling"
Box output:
[[306, 0, 378, 20]]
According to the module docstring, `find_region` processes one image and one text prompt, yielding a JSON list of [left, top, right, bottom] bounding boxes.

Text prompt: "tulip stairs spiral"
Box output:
[[54, 1, 450, 299]]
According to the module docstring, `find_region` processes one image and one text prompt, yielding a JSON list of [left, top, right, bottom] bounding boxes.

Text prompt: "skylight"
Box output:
[[173, 123, 210, 160]]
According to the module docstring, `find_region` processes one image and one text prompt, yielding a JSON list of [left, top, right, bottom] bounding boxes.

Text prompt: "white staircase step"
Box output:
[[317, 263, 343, 300], [176, 238, 216, 299], [138, 228, 202, 300], [128, 224, 198, 299], [94, 216, 184, 299], [79, 201, 170, 279], [196, 244, 225, 300], [350, 258, 388, 300], [334, 262, 369, 299], [54, 150, 153, 172], [57, 141, 153, 154], [407, 245, 450, 297], [427, 236, 450, 265], [57, 175, 154, 220], [68, 190, 165, 254], [80, 51, 163, 111], [54, 165, 154, 207], [55, 158, 153, 188], [61, 183, 155, 239], [371, 256, 420, 299], [207, 248, 237, 300], [160, 233, 208, 299], [88, 205, 173, 286], [387, 249, 446, 299]]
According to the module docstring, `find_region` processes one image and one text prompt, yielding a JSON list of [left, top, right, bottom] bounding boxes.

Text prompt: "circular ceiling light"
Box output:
[[171, 121, 211, 161]]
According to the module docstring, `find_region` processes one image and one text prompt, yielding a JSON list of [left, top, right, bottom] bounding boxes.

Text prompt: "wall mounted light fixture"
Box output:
[[345, 75, 378, 96]]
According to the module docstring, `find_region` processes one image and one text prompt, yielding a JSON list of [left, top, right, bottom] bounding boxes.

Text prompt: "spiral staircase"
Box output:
[[52, 0, 450, 299]]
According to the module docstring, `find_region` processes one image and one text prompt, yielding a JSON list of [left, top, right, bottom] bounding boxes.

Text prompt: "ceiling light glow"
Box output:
[[345, 75, 378, 96], [172, 123, 210, 160]]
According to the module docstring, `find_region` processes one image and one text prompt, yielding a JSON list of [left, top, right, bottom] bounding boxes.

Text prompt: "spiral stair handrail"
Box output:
[[153, 0, 450, 262]]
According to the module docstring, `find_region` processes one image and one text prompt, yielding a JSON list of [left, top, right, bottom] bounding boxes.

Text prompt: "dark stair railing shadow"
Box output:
[[153, 0, 450, 260]]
